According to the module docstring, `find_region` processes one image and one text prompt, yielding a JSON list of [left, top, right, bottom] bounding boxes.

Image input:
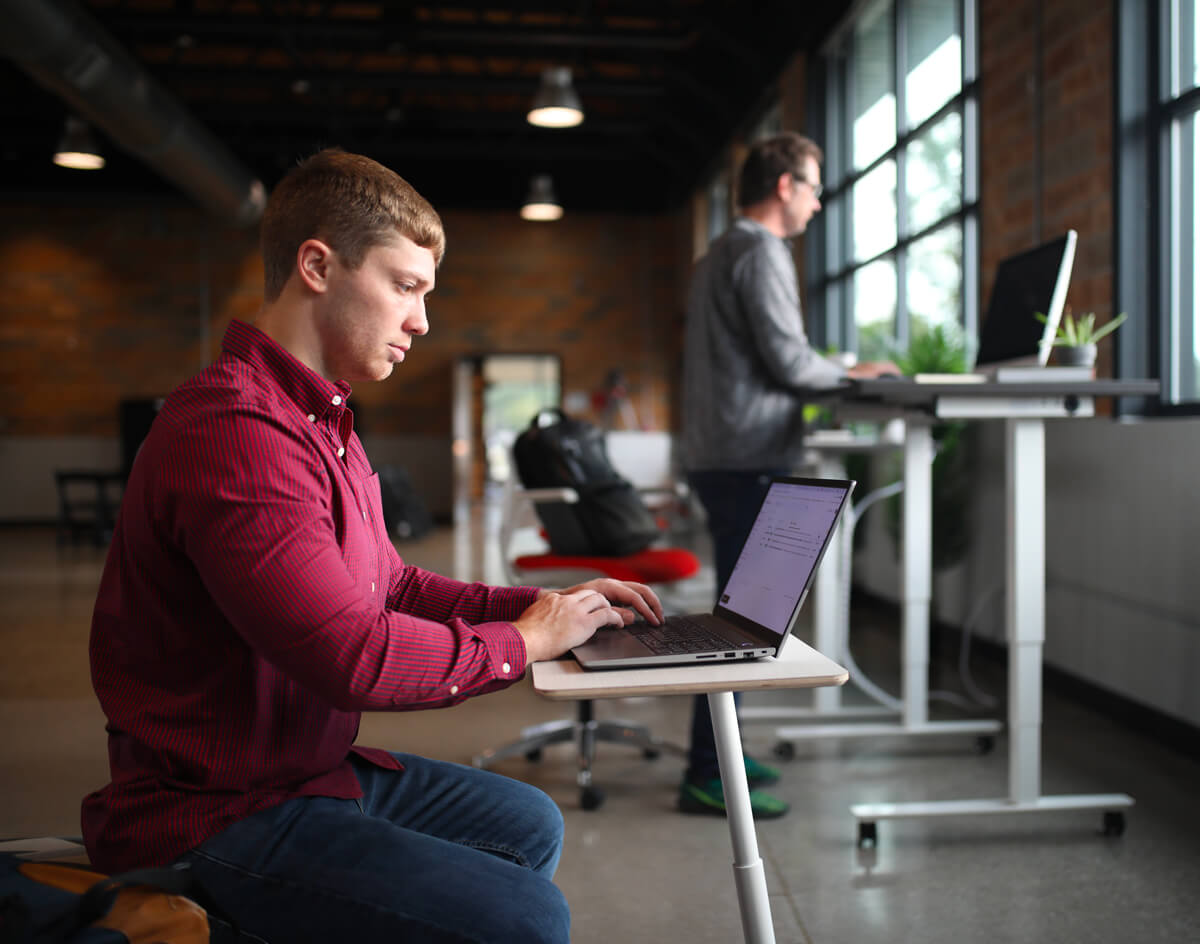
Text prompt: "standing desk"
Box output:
[[824, 378, 1158, 842], [533, 640, 848, 944]]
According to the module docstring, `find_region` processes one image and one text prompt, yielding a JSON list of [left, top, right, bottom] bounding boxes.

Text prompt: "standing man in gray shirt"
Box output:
[[678, 132, 895, 818]]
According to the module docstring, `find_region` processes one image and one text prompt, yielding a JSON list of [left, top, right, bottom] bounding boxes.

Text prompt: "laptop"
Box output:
[[857, 230, 1078, 387], [570, 476, 855, 670]]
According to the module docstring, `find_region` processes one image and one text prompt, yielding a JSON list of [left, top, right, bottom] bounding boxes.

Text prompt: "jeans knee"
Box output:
[[495, 874, 570, 944], [513, 783, 565, 874]]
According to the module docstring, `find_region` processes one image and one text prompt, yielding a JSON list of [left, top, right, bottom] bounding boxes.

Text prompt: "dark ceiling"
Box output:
[[0, 0, 851, 221]]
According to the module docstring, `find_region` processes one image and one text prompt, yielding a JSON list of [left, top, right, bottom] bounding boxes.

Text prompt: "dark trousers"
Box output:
[[684, 468, 784, 782]]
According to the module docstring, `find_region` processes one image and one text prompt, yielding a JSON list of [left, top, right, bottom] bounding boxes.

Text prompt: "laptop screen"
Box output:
[[717, 478, 852, 638], [975, 229, 1077, 369]]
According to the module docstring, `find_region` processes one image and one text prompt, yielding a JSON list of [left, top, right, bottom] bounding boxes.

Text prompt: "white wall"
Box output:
[[852, 416, 1200, 729]]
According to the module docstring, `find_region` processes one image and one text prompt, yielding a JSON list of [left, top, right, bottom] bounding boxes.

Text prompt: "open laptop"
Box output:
[[857, 230, 1077, 387], [570, 476, 854, 670]]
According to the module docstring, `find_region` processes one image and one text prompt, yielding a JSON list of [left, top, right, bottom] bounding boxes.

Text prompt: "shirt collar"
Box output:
[[221, 319, 353, 418]]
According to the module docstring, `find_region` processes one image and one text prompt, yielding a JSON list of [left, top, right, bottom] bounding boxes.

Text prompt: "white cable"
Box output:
[[836, 480, 904, 711], [837, 468, 999, 713]]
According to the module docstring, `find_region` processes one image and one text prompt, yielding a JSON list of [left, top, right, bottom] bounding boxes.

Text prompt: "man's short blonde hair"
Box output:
[[260, 148, 445, 302]]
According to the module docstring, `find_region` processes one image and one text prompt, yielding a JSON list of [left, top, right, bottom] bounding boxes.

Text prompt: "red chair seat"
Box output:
[[513, 547, 700, 584]]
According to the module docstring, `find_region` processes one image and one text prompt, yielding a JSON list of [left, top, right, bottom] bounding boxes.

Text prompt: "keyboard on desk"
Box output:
[[625, 615, 748, 655]]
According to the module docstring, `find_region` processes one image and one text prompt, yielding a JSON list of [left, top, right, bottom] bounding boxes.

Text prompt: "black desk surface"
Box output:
[[845, 377, 1161, 405]]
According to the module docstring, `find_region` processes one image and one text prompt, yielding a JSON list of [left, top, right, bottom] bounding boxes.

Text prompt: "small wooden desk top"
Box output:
[[532, 638, 848, 701]]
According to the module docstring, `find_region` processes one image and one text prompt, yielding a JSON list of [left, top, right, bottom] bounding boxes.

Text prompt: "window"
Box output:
[[808, 0, 978, 363], [1117, 0, 1200, 412]]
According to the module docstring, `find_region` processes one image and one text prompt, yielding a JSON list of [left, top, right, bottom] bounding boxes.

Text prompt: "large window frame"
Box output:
[[806, 0, 980, 361], [1117, 0, 1200, 415]]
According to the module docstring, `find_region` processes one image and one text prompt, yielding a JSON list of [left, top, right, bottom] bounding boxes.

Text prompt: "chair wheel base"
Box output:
[[581, 786, 605, 810]]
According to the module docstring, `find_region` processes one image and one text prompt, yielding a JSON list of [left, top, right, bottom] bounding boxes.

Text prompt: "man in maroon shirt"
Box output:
[[83, 148, 662, 944]]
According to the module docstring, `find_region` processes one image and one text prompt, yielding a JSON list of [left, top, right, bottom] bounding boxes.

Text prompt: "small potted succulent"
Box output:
[[1035, 308, 1128, 368]]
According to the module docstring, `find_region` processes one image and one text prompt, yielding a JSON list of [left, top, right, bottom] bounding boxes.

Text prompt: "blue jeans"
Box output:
[[176, 752, 570, 943], [685, 468, 785, 782]]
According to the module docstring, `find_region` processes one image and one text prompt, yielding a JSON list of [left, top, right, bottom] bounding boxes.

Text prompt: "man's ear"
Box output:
[[775, 171, 793, 201], [296, 239, 333, 294]]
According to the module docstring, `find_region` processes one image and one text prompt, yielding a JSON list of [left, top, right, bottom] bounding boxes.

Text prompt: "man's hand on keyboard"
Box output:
[[553, 578, 663, 628], [514, 588, 627, 663]]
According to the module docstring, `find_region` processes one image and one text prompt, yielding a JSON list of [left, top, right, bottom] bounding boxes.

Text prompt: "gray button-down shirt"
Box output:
[[682, 217, 845, 472]]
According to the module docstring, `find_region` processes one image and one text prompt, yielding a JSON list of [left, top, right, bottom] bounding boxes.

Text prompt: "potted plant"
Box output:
[[1035, 308, 1128, 368]]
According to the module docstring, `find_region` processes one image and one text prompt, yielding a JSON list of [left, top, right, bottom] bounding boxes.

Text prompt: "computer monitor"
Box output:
[[975, 230, 1077, 369]]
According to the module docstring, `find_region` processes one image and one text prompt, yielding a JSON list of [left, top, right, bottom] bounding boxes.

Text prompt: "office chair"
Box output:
[[472, 475, 701, 810]]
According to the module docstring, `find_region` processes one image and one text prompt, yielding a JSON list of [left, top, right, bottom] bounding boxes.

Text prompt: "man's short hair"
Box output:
[[737, 133, 825, 209], [260, 148, 446, 302]]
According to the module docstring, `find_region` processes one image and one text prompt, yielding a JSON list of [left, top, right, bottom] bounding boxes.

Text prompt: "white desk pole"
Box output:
[[710, 691, 775, 944], [901, 422, 934, 727], [811, 452, 848, 715], [1007, 417, 1045, 802]]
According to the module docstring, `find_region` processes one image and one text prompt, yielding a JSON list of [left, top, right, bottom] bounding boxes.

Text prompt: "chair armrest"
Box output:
[[520, 487, 580, 504]]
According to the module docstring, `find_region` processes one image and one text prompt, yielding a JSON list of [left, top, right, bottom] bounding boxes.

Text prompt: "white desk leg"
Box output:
[[1007, 418, 1044, 802], [901, 423, 933, 727], [849, 413, 1132, 838], [812, 453, 846, 714], [709, 691, 775, 944]]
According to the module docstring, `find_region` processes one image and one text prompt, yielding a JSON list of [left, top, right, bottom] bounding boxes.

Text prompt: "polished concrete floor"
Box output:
[[2, 513, 1198, 943]]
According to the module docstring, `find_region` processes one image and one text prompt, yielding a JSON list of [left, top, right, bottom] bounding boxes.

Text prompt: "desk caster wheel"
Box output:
[[1102, 811, 1126, 837], [773, 741, 795, 761], [857, 822, 877, 847], [643, 748, 660, 760], [581, 786, 605, 811], [974, 735, 995, 755], [525, 748, 543, 763]]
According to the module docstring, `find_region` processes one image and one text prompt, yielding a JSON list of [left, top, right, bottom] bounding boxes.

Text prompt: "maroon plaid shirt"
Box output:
[[83, 320, 537, 873]]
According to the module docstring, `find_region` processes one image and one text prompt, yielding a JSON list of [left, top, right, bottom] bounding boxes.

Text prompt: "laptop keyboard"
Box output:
[[626, 616, 740, 655]]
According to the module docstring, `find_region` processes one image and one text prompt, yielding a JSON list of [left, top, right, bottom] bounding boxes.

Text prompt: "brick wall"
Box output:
[[980, 0, 1116, 373], [0, 200, 687, 441]]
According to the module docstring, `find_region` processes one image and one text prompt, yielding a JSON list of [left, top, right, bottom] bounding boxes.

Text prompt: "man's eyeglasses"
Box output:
[[792, 175, 824, 200]]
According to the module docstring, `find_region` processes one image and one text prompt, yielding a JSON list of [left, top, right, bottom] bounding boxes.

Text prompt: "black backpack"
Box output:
[[512, 409, 660, 557]]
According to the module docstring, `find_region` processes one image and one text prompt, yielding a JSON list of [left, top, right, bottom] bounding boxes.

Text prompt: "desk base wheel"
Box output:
[[581, 786, 605, 811], [975, 735, 996, 755], [525, 748, 543, 763], [857, 822, 877, 847], [643, 748, 660, 760], [772, 741, 795, 761], [1102, 811, 1126, 837]]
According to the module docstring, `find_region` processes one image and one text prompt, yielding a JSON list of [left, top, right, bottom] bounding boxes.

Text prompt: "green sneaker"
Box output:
[[678, 777, 790, 819], [743, 755, 781, 787]]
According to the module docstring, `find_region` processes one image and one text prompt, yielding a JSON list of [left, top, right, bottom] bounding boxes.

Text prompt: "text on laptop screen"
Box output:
[[719, 481, 848, 636]]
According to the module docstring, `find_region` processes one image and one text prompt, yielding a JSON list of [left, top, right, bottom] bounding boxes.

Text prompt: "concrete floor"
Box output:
[[2, 514, 1198, 943]]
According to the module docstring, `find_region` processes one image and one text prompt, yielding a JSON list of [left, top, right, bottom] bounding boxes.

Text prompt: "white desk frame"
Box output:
[[533, 641, 848, 944], [740, 433, 1003, 744], [835, 382, 1153, 837]]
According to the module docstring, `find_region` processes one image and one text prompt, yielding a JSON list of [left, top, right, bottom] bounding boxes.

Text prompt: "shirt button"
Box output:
[[450, 685, 459, 695], [362, 510, 367, 520], [371, 582, 375, 592], [502, 662, 511, 674], [307, 414, 316, 422], [337, 447, 346, 457], [332, 395, 343, 406]]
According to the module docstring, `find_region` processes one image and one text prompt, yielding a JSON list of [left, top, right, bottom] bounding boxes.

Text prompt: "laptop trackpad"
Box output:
[[571, 626, 653, 662]]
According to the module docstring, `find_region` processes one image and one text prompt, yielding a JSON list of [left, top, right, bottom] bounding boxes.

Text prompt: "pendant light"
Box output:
[[527, 67, 584, 128], [53, 116, 105, 170], [520, 174, 564, 221]]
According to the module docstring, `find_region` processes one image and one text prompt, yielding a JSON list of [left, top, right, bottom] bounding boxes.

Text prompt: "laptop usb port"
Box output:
[[725, 653, 736, 658]]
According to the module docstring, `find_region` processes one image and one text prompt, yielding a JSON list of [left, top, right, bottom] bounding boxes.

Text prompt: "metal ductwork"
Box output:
[[0, 0, 266, 226]]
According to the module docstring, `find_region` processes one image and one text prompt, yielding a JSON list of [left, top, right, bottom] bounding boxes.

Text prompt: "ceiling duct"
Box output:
[[0, 0, 266, 226]]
